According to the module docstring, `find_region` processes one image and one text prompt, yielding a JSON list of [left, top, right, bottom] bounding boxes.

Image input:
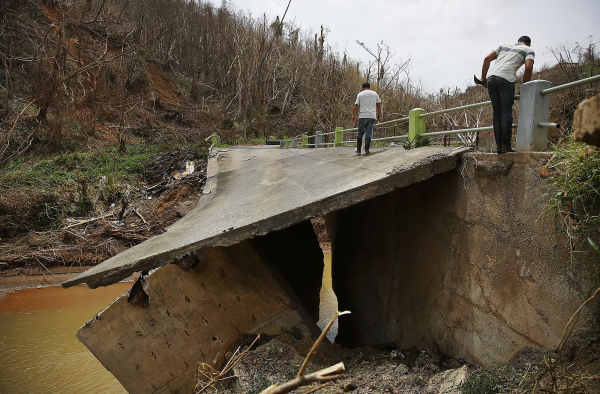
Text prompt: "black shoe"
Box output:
[[355, 137, 362, 154], [495, 150, 503, 154], [364, 138, 371, 154], [503, 147, 515, 153]]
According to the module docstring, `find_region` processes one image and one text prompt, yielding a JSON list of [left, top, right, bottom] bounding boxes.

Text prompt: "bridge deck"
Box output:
[[63, 145, 470, 288]]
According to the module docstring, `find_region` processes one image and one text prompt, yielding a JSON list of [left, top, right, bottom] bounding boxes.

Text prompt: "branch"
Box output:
[[260, 363, 345, 394], [258, 311, 351, 394], [0, 99, 35, 159], [298, 310, 350, 377], [556, 286, 600, 352]]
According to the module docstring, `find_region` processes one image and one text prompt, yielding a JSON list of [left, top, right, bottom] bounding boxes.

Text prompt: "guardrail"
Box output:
[[212, 74, 599, 152]]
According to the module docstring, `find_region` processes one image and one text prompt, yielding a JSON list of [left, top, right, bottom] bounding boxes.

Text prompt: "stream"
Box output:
[[0, 252, 337, 392]]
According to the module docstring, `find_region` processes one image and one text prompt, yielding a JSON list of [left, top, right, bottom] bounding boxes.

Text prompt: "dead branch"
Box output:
[[260, 364, 345, 394], [195, 334, 261, 394], [556, 286, 600, 352], [62, 214, 112, 229], [0, 99, 35, 159], [259, 310, 351, 394]]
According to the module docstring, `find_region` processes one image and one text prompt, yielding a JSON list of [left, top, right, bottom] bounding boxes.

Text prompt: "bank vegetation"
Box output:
[[0, 0, 598, 282]]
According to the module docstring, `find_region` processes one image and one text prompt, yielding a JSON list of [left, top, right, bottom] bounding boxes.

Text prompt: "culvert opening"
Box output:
[[311, 216, 339, 342]]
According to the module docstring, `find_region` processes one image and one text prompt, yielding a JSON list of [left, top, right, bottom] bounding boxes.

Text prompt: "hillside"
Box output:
[[0, 0, 598, 272]]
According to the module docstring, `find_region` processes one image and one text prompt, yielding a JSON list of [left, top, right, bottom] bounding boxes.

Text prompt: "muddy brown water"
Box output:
[[0, 253, 337, 392], [0, 283, 130, 393]]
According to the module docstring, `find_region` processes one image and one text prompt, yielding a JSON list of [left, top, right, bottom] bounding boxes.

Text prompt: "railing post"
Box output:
[[516, 80, 552, 151], [211, 132, 220, 148], [292, 138, 298, 149], [315, 130, 322, 148], [303, 135, 308, 148], [333, 127, 343, 147], [409, 108, 426, 143]]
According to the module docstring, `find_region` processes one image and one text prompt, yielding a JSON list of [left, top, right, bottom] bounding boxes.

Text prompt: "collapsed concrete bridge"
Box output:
[[63, 146, 589, 394]]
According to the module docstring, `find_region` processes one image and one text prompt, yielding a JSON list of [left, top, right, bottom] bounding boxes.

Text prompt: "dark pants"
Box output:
[[487, 75, 515, 152], [357, 118, 376, 139]]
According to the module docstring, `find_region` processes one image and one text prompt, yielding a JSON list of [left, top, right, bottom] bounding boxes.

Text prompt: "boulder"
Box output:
[[573, 95, 600, 147]]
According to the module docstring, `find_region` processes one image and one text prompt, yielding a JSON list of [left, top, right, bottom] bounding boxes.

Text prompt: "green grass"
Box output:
[[459, 363, 524, 394], [548, 139, 600, 240], [2, 143, 168, 191]]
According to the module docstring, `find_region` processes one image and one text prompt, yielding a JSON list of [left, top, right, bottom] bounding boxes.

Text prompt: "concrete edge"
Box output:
[[63, 149, 467, 289]]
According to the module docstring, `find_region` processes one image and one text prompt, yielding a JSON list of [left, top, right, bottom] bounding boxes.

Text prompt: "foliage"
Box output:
[[0, 143, 175, 224], [459, 363, 524, 394], [403, 136, 431, 150], [2, 144, 166, 191], [548, 140, 600, 241]]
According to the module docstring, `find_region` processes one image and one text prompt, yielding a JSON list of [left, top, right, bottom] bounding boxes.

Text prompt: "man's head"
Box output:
[[518, 36, 531, 46], [362, 82, 371, 90]]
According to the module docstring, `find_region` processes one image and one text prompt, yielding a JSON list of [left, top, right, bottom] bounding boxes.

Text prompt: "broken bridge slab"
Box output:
[[63, 145, 471, 289]]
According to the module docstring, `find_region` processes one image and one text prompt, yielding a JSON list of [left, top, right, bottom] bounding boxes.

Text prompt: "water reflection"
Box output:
[[317, 252, 338, 342], [0, 284, 130, 394]]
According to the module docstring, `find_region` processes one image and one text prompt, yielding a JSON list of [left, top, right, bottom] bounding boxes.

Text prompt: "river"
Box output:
[[0, 283, 130, 394], [0, 252, 336, 392]]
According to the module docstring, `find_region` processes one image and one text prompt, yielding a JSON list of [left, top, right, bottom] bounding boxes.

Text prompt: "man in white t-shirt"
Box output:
[[352, 82, 382, 154], [480, 36, 535, 153]]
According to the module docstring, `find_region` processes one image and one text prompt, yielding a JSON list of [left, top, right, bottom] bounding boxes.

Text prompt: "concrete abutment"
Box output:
[[327, 152, 594, 365]]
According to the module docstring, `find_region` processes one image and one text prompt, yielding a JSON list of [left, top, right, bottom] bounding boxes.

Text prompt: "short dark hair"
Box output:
[[362, 82, 370, 89], [518, 36, 531, 45]]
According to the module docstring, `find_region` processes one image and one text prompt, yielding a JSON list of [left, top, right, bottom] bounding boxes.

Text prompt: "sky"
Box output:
[[224, 0, 599, 92]]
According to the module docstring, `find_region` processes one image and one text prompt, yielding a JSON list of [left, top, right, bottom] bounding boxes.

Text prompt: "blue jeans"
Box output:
[[357, 118, 376, 139], [487, 75, 515, 151]]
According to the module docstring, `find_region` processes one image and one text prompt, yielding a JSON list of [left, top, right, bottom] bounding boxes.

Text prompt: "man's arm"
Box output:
[[352, 104, 359, 122], [481, 51, 498, 85], [376, 102, 381, 122], [523, 59, 534, 83]]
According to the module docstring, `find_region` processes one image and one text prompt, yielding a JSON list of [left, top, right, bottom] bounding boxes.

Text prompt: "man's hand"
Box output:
[[351, 115, 356, 123]]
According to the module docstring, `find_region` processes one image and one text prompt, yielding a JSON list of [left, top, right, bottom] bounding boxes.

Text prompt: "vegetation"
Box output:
[[0, 0, 598, 266], [459, 363, 524, 394], [548, 140, 600, 242]]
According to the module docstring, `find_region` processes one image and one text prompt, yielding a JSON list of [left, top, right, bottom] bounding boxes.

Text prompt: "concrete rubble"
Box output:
[[573, 94, 600, 147]]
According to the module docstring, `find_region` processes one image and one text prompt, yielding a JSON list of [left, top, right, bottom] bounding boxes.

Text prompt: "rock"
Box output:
[[36, 285, 42, 289], [426, 365, 467, 394], [395, 364, 410, 375], [573, 95, 600, 147], [390, 350, 405, 361], [443, 358, 463, 370], [342, 380, 358, 392]]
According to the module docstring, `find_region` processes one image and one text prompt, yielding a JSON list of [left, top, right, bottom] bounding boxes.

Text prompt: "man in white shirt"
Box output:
[[352, 82, 382, 154], [480, 36, 535, 153]]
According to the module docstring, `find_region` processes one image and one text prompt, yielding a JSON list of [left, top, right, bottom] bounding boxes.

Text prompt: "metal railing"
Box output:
[[215, 74, 599, 151]]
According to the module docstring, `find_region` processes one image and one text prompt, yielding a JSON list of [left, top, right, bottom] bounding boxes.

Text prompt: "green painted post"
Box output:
[[303, 135, 308, 148], [408, 108, 426, 143], [211, 132, 219, 147], [333, 127, 343, 147]]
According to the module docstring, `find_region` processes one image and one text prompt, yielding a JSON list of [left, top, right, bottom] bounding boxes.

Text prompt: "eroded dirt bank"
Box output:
[[198, 330, 600, 393]]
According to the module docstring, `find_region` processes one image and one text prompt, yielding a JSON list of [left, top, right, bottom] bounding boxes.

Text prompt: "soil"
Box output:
[[201, 334, 468, 394], [198, 327, 600, 394]]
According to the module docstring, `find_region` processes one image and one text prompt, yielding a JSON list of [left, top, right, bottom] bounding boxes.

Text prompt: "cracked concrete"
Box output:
[[63, 145, 469, 289]]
